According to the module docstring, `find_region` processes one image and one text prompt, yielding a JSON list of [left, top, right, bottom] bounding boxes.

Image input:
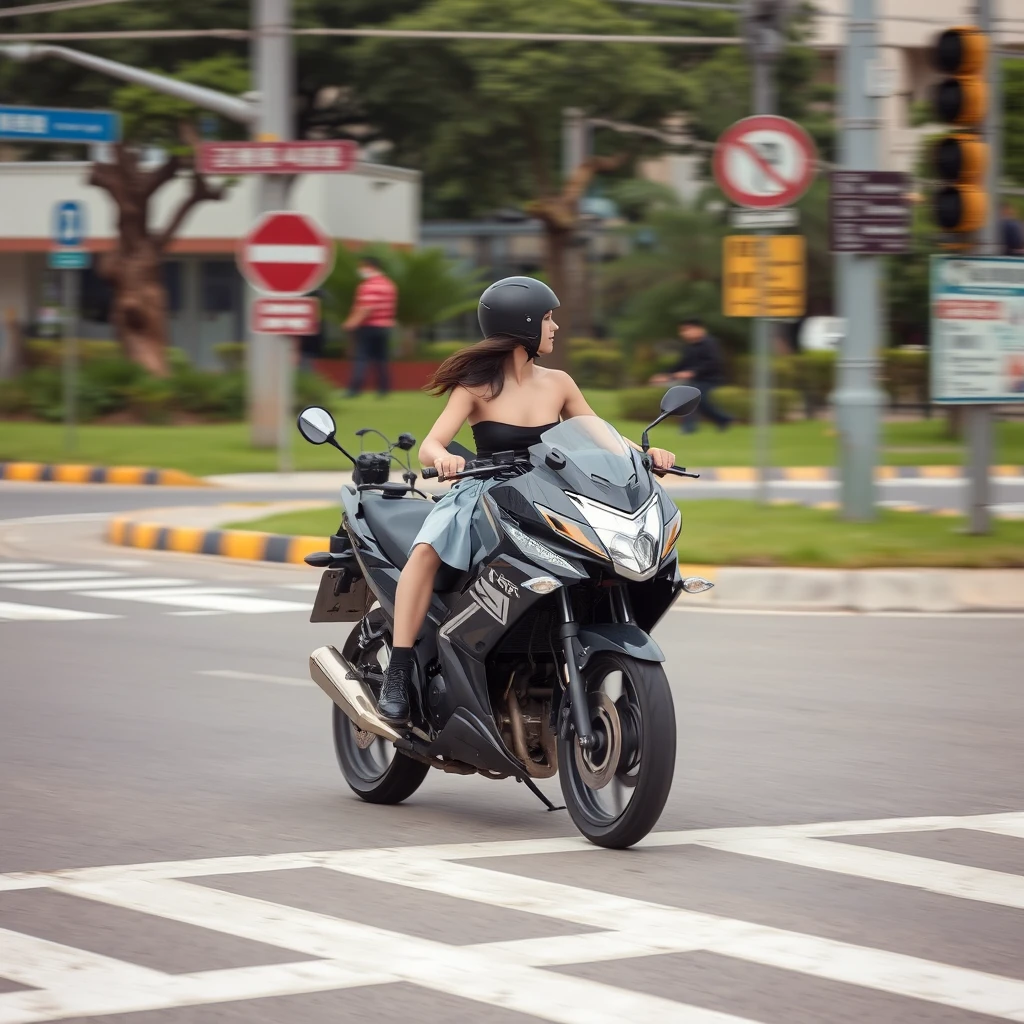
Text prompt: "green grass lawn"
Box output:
[[225, 499, 1024, 569], [2, 390, 1023, 476]]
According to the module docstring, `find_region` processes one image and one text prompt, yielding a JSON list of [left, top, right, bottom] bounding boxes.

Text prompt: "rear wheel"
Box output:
[[333, 611, 428, 805], [557, 653, 676, 849], [333, 704, 428, 804]]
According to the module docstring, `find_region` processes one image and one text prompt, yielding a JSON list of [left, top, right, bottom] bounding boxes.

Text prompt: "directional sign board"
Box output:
[[723, 235, 806, 318], [251, 297, 321, 336], [714, 116, 817, 210], [930, 256, 1024, 404], [0, 105, 119, 144], [199, 141, 357, 176], [237, 211, 334, 297], [830, 171, 911, 254]]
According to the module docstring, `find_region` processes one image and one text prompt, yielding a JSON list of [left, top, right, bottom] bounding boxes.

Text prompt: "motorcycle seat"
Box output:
[[360, 494, 462, 590]]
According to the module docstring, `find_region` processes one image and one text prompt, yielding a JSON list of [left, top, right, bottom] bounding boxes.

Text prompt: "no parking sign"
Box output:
[[713, 115, 817, 210]]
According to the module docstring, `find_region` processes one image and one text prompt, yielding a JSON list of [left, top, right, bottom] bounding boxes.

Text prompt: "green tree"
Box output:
[[322, 245, 481, 357]]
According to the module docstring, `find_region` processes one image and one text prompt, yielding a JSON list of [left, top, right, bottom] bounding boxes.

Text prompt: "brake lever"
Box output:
[[654, 467, 701, 480]]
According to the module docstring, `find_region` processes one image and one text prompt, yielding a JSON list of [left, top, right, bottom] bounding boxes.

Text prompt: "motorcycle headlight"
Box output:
[[559, 493, 662, 581], [502, 518, 583, 576]]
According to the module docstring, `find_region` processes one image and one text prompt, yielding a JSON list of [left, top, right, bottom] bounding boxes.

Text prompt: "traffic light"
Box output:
[[931, 26, 989, 234]]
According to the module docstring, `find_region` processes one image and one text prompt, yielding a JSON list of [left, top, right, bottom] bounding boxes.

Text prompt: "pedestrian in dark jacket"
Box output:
[[650, 317, 733, 433]]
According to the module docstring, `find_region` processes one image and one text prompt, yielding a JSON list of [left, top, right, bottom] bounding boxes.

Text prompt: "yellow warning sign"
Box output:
[[723, 235, 806, 318]]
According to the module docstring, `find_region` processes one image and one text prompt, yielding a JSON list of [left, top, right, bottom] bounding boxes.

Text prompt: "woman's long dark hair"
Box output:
[[425, 335, 525, 399]]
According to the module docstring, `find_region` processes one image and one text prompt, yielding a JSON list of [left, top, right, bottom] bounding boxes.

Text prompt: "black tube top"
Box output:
[[471, 420, 559, 458]]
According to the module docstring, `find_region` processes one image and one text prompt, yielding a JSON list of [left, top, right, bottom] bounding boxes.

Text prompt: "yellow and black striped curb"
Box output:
[[698, 465, 1024, 482], [0, 462, 207, 487], [108, 516, 324, 564]]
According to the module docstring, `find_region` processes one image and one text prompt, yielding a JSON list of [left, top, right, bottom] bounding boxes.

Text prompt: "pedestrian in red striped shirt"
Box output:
[[343, 256, 398, 397]]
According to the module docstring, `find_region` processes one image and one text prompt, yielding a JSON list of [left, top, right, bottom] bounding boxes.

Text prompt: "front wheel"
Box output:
[[557, 653, 676, 849], [333, 704, 429, 804]]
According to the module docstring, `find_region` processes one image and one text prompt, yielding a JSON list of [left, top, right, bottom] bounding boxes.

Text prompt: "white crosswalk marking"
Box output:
[[0, 571, 120, 583], [0, 811, 1023, 1023], [81, 587, 310, 614], [0, 601, 117, 622], [0, 560, 312, 620], [9, 578, 194, 592]]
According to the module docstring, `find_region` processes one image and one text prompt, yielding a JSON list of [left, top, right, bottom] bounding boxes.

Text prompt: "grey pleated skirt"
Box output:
[[412, 476, 496, 571]]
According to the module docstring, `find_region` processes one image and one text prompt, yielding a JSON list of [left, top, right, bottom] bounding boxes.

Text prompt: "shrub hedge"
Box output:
[[0, 341, 334, 424], [618, 385, 799, 424]]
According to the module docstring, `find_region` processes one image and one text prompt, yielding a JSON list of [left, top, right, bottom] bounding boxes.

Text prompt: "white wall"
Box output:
[[0, 160, 420, 247]]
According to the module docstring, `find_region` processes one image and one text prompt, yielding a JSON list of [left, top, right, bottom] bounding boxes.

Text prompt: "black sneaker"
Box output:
[[378, 662, 411, 723]]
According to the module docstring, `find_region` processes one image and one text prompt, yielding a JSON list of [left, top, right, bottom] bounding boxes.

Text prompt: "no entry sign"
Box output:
[[238, 211, 334, 297], [714, 116, 817, 210]]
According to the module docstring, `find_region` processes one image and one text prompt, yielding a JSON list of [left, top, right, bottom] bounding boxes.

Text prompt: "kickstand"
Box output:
[[518, 776, 565, 812]]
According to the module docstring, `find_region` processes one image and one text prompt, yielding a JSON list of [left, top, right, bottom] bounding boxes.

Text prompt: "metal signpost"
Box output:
[[714, 113, 815, 501], [931, 256, 1024, 526], [829, 171, 912, 255], [47, 200, 92, 456], [237, 210, 334, 472]]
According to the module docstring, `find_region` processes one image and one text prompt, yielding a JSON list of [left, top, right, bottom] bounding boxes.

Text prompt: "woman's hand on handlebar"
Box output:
[[433, 454, 466, 480], [648, 447, 676, 472]]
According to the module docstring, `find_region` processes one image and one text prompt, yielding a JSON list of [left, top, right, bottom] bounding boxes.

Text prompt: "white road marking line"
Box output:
[[170, 611, 228, 617], [0, 925, 166, 993], [82, 587, 309, 614], [9, 578, 196, 592], [200, 669, 310, 686], [697, 835, 1024, 910], [50, 877, 756, 1024], [974, 822, 1024, 840], [284, 583, 321, 591], [0, 571, 121, 584], [0, 949, 384, 1024], [3, 811, 1024, 1022], [0, 601, 117, 622], [0, 563, 51, 572]]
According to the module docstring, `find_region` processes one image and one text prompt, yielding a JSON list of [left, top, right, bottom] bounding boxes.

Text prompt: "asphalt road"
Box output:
[[0, 494, 1022, 1023], [3, 476, 1024, 524]]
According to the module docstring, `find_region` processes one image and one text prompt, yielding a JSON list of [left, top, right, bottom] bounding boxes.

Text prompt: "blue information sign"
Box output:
[[0, 105, 120, 144], [53, 201, 86, 248]]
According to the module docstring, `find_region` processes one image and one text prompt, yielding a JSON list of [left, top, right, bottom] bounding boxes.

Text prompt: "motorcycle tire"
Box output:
[[333, 704, 429, 805], [557, 652, 676, 849]]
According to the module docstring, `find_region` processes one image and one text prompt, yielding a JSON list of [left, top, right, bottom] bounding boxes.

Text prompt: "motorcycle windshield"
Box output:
[[540, 416, 638, 488]]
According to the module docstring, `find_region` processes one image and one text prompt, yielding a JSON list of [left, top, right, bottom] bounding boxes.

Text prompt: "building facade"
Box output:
[[0, 159, 420, 369]]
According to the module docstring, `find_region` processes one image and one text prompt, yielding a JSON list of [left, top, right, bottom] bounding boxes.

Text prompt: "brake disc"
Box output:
[[574, 691, 622, 791]]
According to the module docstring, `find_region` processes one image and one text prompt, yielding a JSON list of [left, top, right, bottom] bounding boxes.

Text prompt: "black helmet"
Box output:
[[478, 276, 560, 358]]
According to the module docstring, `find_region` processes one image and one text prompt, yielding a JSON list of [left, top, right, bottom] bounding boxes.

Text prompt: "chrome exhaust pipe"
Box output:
[[309, 645, 401, 743]]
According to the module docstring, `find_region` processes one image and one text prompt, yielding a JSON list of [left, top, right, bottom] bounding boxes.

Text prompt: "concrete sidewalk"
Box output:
[[105, 502, 1024, 613]]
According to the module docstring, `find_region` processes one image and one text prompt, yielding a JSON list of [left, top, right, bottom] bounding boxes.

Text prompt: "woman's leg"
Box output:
[[392, 544, 441, 647], [379, 543, 442, 721]]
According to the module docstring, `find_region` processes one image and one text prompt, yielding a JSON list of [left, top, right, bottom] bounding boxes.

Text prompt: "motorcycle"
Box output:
[[296, 385, 713, 849]]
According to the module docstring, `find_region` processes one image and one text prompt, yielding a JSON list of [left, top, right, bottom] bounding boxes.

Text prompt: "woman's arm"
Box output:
[[419, 387, 475, 475]]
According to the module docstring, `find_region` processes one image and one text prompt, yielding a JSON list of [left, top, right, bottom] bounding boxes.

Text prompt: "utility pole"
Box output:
[[250, 0, 296, 470], [746, 0, 782, 504], [833, 0, 884, 521], [968, 0, 1000, 534]]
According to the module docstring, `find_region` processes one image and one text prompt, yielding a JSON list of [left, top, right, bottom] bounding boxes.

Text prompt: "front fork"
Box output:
[[556, 585, 632, 751]]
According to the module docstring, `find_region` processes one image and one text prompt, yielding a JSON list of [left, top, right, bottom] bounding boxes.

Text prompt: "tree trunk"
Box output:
[[529, 153, 626, 373], [103, 243, 170, 376], [89, 135, 225, 376]]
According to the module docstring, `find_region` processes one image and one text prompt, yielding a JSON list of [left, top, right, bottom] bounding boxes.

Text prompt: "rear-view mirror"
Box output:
[[297, 406, 337, 445], [662, 385, 702, 419]]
